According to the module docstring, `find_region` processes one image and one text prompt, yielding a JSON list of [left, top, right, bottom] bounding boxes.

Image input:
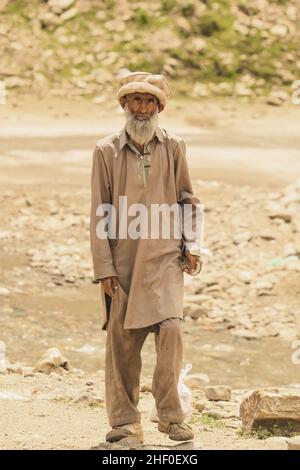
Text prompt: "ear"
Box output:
[[158, 102, 164, 113], [120, 96, 127, 109]]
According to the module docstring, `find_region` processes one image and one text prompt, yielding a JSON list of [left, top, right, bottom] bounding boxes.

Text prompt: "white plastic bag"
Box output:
[[150, 363, 193, 423]]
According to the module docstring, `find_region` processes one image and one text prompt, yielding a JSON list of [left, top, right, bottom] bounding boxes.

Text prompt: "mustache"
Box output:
[[125, 107, 155, 121]]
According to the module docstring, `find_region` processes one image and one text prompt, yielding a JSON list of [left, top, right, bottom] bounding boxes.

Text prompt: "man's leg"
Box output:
[[105, 313, 149, 428], [152, 318, 185, 423]]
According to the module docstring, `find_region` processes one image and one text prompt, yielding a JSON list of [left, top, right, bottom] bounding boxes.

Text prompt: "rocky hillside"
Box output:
[[0, 0, 299, 102]]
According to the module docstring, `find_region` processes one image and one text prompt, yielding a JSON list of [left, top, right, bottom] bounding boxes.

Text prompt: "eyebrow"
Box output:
[[133, 96, 156, 102]]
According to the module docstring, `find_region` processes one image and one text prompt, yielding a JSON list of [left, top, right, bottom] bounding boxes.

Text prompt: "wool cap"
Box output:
[[117, 71, 171, 111]]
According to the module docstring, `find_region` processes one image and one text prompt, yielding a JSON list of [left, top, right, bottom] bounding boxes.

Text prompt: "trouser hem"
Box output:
[[158, 411, 186, 424], [109, 414, 141, 428]]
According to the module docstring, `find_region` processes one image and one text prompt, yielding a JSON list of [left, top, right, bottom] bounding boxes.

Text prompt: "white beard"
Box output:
[[124, 105, 159, 145]]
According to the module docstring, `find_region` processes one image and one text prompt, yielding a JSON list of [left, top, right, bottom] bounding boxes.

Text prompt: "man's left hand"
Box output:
[[183, 250, 203, 275]]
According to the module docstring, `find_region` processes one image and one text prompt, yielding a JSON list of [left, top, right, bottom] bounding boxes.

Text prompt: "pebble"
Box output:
[[204, 386, 232, 401]]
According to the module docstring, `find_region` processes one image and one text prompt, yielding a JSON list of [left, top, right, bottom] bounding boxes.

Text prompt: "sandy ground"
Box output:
[[1, 96, 300, 450], [1, 95, 300, 188], [0, 370, 291, 450]]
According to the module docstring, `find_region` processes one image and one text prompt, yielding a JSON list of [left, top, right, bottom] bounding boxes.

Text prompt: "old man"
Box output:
[[90, 71, 202, 443]]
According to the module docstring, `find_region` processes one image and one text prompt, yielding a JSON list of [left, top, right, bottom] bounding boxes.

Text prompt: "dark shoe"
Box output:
[[106, 422, 143, 443], [158, 421, 194, 441]]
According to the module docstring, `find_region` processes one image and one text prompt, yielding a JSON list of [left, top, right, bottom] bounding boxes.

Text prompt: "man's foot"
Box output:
[[105, 422, 144, 443], [158, 421, 194, 441]]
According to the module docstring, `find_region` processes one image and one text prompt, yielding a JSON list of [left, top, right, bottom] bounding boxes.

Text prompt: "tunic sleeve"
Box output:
[[173, 139, 203, 252], [90, 146, 117, 282]]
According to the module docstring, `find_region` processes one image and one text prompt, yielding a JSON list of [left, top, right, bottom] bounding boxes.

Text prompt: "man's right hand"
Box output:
[[101, 276, 118, 297]]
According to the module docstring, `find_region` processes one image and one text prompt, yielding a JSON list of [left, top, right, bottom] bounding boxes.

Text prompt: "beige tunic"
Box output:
[[90, 126, 201, 330]]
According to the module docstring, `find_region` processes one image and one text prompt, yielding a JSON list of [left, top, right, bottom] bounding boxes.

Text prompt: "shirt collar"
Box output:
[[119, 126, 164, 151]]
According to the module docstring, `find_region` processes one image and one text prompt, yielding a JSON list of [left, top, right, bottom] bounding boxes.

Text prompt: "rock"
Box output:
[[227, 286, 246, 298], [279, 327, 297, 341], [4, 76, 28, 88], [22, 367, 35, 378], [39, 12, 60, 28], [195, 401, 206, 413], [140, 381, 152, 393], [281, 193, 300, 207], [224, 418, 241, 429], [192, 83, 209, 97], [48, 0, 76, 15], [238, 271, 255, 284], [267, 91, 290, 106], [204, 386, 231, 401], [233, 231, 252, 244], [264, 324, 280, 337], [217, 51, 235, 69], [0, 365, 8, 375], [235, 83, 252, 97], [33, 348, 70, 375], [104, 19, 125, 33], [268, 212, 292, 223], [60, 6, 78, 22], [204, 284, 223, 294], [270, 25, 288, 37], [27, 241, 89, 285], [260, 232, 276, 241], [191, 37, 207, 52], [231, 327, 268, 340], [6, 363, 23, 374], [240, 389, 300, 431], [286, 258, 300, 272], [0, 231, 11, 240], [0, 287, 10, 295], [176, 17, 191, 34], [266, 96, 283, 107], [236, 315, 254, 329], [283, 243, 298, 257], [74, 393, 104, 406], [234, 23, 249, 35], [34, 72, 47, 84], [183, 302, 207, 319], [202, 409, 224, 419], [286, 436, 300, 450], [253, 280, 274, 291], [214, 82, 234, 96], [278, 70, 295, 85]]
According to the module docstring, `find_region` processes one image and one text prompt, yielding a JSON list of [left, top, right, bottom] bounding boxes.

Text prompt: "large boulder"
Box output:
[[33, 347, 70, 375], [240, 388, 300, 432]]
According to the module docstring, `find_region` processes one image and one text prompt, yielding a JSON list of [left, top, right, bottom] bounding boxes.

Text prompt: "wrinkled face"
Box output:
[[123, 92, 160, 145], [121, 93, 161, 119]]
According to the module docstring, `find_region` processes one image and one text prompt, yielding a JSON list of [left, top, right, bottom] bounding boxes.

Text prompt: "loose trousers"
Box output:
[[105, 298, 185, 427]]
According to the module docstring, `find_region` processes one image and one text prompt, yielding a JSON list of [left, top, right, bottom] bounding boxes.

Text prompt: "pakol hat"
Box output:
[[117, 71, 171, 111]]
